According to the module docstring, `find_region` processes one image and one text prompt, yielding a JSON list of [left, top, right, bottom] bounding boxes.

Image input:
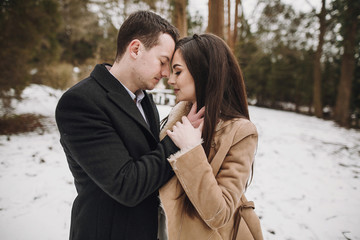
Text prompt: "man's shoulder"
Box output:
[[68, 75, 95, 91], [64, 63, 111, 95], [57, 77, 102, 111], [62, 75, 102, 99]]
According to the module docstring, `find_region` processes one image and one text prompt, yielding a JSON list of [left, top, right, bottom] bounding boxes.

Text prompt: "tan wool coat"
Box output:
[[159, 102, 262, 240]]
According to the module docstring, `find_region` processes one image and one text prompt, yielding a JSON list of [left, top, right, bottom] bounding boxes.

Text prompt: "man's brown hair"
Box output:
[[115, 11, 179, 61]]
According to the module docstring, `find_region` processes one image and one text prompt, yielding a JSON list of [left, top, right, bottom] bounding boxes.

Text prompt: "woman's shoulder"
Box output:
[[232, 118, 257, 131], [219, 118, 258, 141]]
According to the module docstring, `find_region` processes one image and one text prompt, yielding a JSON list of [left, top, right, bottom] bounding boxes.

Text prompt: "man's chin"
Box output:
[[144, 84, 155, 91], [149, 81, 159, 89]]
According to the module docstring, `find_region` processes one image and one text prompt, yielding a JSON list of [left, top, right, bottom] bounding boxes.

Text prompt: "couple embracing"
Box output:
[[56, 10, 263, 240]]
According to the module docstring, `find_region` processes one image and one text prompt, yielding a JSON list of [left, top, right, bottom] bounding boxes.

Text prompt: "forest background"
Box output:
[[0, 0, 359, 132]]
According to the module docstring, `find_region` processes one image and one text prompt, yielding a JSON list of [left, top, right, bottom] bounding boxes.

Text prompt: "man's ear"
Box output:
[[129, 39, 141, 59]]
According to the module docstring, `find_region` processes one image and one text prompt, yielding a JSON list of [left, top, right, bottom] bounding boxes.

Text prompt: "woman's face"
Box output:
[[168, 50, 196, 103]]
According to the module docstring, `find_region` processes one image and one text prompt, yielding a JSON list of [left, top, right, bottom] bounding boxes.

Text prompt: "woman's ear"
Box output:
[[128, 39, 141, 59]]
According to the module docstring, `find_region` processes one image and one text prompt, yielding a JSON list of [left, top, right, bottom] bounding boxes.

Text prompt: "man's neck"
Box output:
[[109, 61, 138, 94]]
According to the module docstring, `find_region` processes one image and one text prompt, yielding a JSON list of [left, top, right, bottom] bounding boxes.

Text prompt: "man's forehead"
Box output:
[[157, 34, 175, 48], [147, 34, 174, 60]]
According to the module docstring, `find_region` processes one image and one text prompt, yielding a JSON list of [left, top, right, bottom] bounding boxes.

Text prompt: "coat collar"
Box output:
[[215, 119, 238, 132], [160, 101, 236, 137], [91, 64, 157, 141], [91, 64, 125, 93]]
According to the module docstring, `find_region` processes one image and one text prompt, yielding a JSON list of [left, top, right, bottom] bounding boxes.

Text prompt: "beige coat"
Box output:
[[159, 102, 263, 240]]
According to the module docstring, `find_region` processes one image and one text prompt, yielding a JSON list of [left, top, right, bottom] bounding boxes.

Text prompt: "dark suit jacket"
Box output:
[[55, 64, 178, 240]]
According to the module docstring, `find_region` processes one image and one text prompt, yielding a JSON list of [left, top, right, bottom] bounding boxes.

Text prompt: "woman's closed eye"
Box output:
[[175, 71, 181, 76]]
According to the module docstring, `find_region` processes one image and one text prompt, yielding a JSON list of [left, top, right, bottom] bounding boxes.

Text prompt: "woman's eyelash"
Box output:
[[175, 71, 181, 75]]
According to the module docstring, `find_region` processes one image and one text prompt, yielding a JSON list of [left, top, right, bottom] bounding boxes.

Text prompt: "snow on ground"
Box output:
[[0, 84, 359, 240]]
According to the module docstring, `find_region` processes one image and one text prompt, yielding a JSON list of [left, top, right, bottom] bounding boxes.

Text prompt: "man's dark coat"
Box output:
[[55, 64, 178, 240]]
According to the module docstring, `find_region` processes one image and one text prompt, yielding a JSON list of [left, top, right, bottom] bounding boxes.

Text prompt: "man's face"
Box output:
[[134, 33, 175, 91]]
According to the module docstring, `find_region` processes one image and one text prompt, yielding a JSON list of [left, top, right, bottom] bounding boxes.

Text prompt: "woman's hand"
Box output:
[[166, 116, 203, 150], [187, 102, 205, 128]]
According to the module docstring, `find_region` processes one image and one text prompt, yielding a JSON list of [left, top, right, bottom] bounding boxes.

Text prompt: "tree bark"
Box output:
[[334, 1, 358, 127], [207, 0, 224, 39], [123, 0, 128, 18], [231, 0, 240, 49], [172, 0, 187, 37], [143, 0, 157, 11], [313, 0, 326, 118], [227, 0, 231, 46]]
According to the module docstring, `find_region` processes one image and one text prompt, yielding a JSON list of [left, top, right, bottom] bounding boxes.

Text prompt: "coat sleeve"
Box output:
[[167, 120, 258, 229], [55, 90, 178, 207]]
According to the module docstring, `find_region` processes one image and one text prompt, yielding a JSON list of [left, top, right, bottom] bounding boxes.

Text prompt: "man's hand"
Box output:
[[187, 102, 205, 128]]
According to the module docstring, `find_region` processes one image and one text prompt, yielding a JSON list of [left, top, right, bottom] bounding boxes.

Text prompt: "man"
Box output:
[[56, 11, 197, 240]]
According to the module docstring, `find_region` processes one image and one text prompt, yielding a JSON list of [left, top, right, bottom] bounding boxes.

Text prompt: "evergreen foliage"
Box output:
[[0, 0, 61, 109], [0, 0, 359, 128]]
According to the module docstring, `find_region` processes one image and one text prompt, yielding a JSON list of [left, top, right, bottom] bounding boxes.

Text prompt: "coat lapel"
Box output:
[[107, 92, 153, 134], [91, 64, 157, 141], [142, 93, 160, 141]]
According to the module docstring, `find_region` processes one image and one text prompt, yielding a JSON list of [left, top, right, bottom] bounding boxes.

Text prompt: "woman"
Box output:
[[159, 33, 263, 240]]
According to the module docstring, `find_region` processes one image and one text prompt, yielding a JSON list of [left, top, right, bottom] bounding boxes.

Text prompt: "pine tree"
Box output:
[[313, 0, 327, 118], [171, 0, 188, 37], [333, 0, 360, 127], [0, 0, 60, 113], [207, 0, 224, 38]]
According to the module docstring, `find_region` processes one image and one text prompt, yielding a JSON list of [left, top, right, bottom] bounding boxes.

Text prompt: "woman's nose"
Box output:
[[161, 66, 170, 78], [168, 74, 175, 85]]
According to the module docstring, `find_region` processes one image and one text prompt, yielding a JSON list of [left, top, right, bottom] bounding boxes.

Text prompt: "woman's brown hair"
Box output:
[[174, 33, 252, 217], [176, 33, 250, 156]]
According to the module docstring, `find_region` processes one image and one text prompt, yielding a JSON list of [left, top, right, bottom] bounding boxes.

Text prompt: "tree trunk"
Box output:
[[172, 0, 188, 37], [143, 0, 157, 11], [313, 0, 326, 118], [227, 0, 231, 46], [231, 0, 240, 49], [123, 0, 128, 18], [334, 2, 358, 127], [207, 0, 224, 39]]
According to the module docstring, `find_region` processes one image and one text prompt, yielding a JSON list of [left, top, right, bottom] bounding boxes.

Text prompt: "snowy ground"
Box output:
[[0, 84, 359, 240]]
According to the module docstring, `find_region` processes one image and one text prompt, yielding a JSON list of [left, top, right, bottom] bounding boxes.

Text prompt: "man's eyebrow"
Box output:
[[161, 56, 170, 62]]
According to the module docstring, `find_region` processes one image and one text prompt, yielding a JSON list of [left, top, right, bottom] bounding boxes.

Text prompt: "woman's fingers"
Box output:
[[198, 119, 204, 132], [187, 102, 205, 128], [166, 117, 202, 150]]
